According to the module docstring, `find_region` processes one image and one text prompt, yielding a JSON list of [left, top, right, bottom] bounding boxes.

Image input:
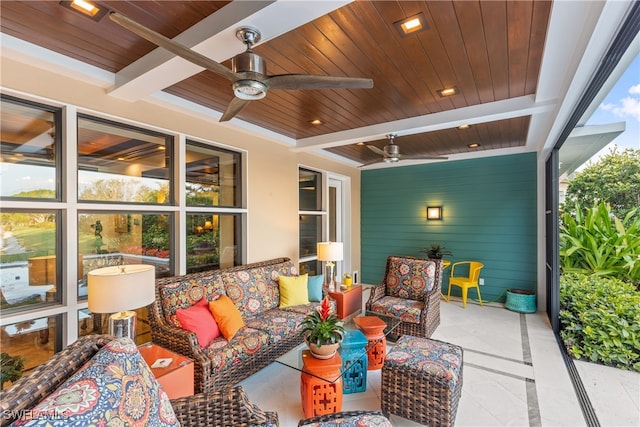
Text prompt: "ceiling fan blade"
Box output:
[[220, 97, 251, 122], [365, 145, 386, 156], [266, 74, 373, 90], [401, 154, 449, 160], [109, 12, 238, 82]]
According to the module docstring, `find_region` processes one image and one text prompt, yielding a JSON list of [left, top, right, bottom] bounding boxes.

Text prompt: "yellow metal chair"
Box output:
[[446, 261, 484, 308]]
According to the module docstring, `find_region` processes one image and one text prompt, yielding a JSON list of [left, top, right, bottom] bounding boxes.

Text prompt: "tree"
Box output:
[[563, 147, 640, 219]]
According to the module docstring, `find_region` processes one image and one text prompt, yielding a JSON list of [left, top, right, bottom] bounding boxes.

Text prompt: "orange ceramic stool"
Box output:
[[300, 350, 343, 418], [354, 316, 387, 370]]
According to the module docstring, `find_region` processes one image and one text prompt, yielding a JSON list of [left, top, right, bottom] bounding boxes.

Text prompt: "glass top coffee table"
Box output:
[[276, 311, 401, 383]]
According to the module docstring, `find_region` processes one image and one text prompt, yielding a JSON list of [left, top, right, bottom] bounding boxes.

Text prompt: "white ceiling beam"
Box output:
[[108, 1, 352, 101], [293, 95, 556, 151]]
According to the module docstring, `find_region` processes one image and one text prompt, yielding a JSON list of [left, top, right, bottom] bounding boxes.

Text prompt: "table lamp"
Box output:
[[88, 264, 155, 340], [317, 242, 343, 292]]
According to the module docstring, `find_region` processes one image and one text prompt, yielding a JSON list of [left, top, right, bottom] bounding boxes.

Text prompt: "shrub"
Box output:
[[560, 273, 640, 372], [560, 202, 640, 284]]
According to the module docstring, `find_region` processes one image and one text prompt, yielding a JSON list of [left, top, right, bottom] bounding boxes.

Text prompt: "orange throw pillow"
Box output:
[[209, 295, 245, 341]]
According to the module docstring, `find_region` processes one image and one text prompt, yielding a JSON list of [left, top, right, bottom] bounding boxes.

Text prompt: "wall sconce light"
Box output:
[[427, 206, 443, 220]]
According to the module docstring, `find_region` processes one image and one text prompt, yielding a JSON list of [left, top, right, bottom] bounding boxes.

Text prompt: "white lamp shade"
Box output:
[[88, 264, 155, 313], [317, 242, 343, 262]]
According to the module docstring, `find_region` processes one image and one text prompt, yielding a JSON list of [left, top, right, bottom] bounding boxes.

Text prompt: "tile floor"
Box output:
[[241, 297, 639, 426]]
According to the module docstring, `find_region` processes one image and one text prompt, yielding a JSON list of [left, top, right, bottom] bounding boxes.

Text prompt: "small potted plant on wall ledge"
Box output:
[[420, 242, 453, 259]]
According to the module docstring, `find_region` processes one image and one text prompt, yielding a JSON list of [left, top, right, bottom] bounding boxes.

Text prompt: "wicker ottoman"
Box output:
[[298, 410, 392, 426], [381, 335, 463, 426]]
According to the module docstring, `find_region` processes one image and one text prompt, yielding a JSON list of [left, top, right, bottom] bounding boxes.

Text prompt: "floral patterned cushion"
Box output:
[[221, 261, 297, 318], [245, 309, 305, 342], [299, 411, 392, 426], [385, 335, 463, 388], [158, 273, 226, 326], [369, 295, 423, 323], [12, 337, 178, 427], [202, 327, 270, 372], [385, 256, 436, 301]]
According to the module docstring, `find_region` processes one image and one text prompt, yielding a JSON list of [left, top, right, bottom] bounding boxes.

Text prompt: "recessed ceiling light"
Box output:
[[157, 146, 166, 150], [356, 142, 366, 146], [309, 119, 323, 126], [458, 124, 471, 130], [394, 13, 429, 37], [60, 0, 108, 21], [468, 143, 481, 149], [437, 87, 459, 97]]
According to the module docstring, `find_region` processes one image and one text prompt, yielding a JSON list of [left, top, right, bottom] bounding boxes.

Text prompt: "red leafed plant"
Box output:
[[301, 297, 344, 347]]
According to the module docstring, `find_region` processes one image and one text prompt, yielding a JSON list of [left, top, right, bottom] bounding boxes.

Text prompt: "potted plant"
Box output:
[[420, 242, 453, 259], [301, 297, 345, 359]]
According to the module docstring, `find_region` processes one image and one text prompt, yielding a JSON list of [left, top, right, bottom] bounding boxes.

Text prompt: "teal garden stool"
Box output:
[[338, 330, 368, 394]]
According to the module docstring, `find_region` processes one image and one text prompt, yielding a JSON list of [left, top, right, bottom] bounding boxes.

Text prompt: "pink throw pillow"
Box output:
[[176, 298, 220, 347]]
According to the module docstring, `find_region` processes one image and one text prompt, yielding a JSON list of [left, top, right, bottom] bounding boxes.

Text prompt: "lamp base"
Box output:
[[109, 311, 137, 341], [324, 262, 336, 292]]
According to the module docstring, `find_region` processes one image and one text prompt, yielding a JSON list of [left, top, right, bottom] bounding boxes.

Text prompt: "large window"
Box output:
[[299, 167, 324, 275], [0, 96, 60, 200], [77, 115, 172, 204], [1, 314, 62, 383], [186, 213, 240, 272], [186, 141, 241, 207], [0, 94, 245, 373], [77, 212, 173, 295], [185, 141, 242, 272], [0, 210, 60, 309]]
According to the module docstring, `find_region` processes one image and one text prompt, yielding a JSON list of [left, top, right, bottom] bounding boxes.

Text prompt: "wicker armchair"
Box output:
[[365, 255, 443, 338], [0, 335, 278, 427]]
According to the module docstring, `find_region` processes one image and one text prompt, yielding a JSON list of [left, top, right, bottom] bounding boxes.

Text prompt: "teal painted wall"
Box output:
[[361, 153, 537, 303]]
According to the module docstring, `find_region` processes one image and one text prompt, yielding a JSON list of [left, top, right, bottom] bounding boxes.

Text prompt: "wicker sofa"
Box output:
[[0, 335, 278, 427], [149, 257, 325, 393]]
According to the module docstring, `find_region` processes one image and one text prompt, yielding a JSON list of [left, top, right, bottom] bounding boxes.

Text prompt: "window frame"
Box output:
[[0, 93, 247, 352]]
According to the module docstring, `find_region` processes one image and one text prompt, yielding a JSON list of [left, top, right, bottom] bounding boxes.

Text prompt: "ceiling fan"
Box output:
[[108, 12, 374, 122], [360, 134, 448, 167]]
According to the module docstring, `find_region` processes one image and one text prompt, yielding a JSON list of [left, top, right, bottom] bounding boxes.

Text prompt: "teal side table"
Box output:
[[339, 330, 368, 393]]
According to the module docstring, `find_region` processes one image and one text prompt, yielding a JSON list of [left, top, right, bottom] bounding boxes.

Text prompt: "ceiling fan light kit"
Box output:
[[233, 80, 267, 100]]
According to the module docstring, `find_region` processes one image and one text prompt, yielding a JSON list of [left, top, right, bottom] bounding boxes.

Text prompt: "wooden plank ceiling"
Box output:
[[0, 1, 551, 166]]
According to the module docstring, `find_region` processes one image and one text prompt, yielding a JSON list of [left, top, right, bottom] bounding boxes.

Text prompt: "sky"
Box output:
[[585, 53, 640, 160]]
